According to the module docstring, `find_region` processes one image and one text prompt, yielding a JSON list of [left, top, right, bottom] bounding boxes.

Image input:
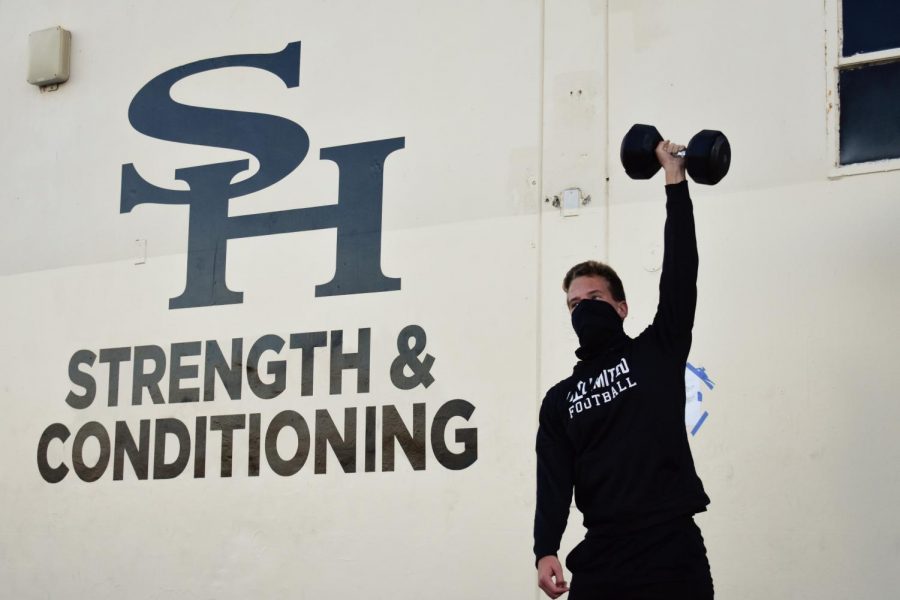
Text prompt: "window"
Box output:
[[827, 0, 900, 174]]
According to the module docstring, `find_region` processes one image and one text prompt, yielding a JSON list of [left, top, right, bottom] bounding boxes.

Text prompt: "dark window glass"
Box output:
[[839, 60, 900, 165], [842, 0, 900, 56]]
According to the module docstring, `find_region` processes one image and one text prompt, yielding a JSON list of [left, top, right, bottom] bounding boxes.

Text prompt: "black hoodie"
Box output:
[[533, 181, 710, 562]]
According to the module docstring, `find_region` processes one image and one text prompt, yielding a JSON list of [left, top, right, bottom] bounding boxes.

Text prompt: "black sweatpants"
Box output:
[[566, 516, 714, 600]]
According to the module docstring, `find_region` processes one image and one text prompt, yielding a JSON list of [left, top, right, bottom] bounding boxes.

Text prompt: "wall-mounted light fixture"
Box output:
[[27, 26, 71, 90]]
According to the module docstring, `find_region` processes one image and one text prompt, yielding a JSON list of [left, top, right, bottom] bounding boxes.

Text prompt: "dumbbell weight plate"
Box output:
[[620, 124, 664, 180], [685, 130, 731, 185]]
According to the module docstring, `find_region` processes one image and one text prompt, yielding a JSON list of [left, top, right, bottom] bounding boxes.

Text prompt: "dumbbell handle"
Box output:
[[660, 143, 687, 158]]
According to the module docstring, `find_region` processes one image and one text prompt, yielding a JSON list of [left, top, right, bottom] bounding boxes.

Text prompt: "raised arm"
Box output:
[[650, 141, 698, 359]]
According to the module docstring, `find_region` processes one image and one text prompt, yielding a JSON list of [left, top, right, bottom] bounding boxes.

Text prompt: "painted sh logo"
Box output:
[[685, 363, 715, 436], [121, 42, 404, 309]]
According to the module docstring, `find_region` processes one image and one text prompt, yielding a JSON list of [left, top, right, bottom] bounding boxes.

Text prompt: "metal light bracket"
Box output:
[[546, 187, 591, 217]]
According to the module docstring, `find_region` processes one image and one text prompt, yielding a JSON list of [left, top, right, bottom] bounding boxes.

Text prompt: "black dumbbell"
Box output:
[[620, 124, 731, 185]]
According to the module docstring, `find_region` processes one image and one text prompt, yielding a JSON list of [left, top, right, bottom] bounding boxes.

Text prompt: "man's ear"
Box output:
[[616, 301, 628, 320]]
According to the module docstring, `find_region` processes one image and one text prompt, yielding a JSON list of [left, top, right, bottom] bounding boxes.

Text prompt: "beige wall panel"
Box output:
[[0, 218, 541, 599], [537, 0, 611, 575], [539, 0, 609, 386], [0, 1, 545, 598], [607, 1, 900, 598]]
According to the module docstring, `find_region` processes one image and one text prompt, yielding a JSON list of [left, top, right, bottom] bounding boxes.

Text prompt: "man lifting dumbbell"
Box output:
[[534, 135, 715, 599]]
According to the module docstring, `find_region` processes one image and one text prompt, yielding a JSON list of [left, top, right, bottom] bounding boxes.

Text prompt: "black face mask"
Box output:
[[571, 299, 624, 358]]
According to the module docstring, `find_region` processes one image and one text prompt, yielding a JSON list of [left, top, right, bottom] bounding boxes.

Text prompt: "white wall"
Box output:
[[1, 1, 898, 599], [1, 1, 544, 598], [606, 1, 900, 598]]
